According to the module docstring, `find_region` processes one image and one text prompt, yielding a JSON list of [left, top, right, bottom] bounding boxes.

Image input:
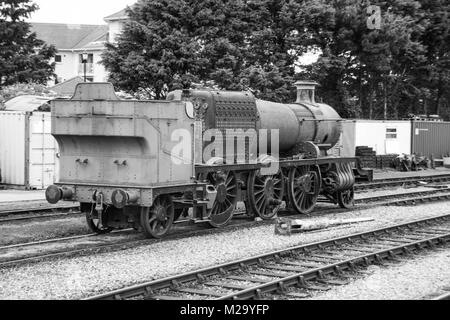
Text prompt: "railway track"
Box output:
[[355, 174, 450, 191], [1, 188, 450, 271], [87, 214, 450, 300], [0, 213, 272, 269], [0, 200, 80, 223], [0, 211, 82, 223], [0, 173, 449, 224], [354, 188, 450, 206]]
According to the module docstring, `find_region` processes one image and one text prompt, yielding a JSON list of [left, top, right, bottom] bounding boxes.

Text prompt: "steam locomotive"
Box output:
[[45, 81, 366, 238]]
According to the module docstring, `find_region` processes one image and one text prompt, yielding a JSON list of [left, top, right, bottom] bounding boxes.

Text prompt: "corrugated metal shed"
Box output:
[[412, 121, 450, 158], [4, 95, 52, 112]]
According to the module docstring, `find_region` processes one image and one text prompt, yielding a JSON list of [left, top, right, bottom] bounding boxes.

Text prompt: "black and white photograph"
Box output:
[[0, 0, 449, 308]]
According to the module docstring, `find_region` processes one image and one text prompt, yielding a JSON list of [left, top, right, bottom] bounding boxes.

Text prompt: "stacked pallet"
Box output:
[[356, 146, 377, 168], [376, 154, 399, 169]]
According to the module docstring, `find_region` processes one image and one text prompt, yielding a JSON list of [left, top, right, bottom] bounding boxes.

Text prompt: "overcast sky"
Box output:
[[29, 0, 136, 25]]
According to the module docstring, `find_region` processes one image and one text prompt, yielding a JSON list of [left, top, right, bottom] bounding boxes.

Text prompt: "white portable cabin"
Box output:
[[338, 120, 412, 157]]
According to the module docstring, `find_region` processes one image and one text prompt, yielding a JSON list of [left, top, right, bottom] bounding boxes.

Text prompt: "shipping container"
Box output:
[[353, 120, 411, 156], [0, 111, 59, 189], [412, 121, 450, 158]]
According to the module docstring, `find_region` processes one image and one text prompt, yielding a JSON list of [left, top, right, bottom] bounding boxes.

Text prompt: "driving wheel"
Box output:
[[248, 170, 285, 219], [288, 166, 321, 215]]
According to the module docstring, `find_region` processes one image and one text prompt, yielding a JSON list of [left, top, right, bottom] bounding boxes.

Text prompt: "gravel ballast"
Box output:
[[307, 248, 450, 300], [0, 216, 89, 246], [0, 202, 449, 300]]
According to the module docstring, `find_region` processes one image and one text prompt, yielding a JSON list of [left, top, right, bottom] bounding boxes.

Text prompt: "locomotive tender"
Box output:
[[46, 81, 362, 238]]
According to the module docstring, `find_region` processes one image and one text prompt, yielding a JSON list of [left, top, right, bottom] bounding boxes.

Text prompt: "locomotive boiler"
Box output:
[[167, 81, 342, 158], [46, 81, 361, 239]]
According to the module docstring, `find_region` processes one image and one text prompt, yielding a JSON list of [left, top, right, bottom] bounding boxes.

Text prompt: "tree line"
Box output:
[[0, 0, 448, 120], [103, 0, 449, 120]]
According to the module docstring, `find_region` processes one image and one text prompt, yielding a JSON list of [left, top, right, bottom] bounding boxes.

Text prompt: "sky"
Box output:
[[29, 0, 136, 25]]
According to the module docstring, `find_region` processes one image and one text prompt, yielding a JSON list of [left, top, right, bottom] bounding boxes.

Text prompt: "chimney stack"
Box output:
[[295, 81, 319, 104]]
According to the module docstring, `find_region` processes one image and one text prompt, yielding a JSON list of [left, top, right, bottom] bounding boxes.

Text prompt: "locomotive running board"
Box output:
[[195, 157, 359, 174]]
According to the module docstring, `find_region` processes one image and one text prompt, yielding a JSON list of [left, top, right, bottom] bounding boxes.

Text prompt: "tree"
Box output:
[[102, 0, 307, 101], [299, 0, 449, 120], [415, 0, 450, 117], [0, 0, 56, 88], [102, 0, 204, 99], [235, 0, 307, 102], [103, 0, 450, 119]]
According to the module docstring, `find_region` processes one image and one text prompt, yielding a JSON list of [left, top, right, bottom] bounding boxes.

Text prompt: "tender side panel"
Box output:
[[51, 98, 194, 187]]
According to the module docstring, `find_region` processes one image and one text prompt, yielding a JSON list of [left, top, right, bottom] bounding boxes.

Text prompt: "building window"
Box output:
[[55, 55, 62, 63], [79, 53, 95, 74], [79, 53, 94, 63], [386, 128, 398, 139]]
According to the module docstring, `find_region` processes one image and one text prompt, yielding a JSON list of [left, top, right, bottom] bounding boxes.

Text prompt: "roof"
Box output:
[[4, 95, 52, 112], [31, 23, 108, 51], [104, 8, 129, 22], [50, 77, 85, 96]]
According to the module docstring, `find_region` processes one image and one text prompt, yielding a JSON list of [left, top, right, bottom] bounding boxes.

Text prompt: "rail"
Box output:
[[87, 214, 450, 300]]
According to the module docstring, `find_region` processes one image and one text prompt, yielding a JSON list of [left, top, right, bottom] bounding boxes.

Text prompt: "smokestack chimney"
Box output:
[[295, 81, 319, 104]]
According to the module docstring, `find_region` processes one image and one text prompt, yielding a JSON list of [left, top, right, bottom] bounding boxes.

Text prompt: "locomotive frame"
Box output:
[[45, 82, 369, 239], [190, 157, 357, 230]]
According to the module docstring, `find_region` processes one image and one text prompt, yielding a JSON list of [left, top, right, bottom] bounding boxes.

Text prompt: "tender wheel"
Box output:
[[338, 188, 355, 209], [140, 196, 175, 239], [85, 206, 113, 234], [248, 170, 285, 220], [201, 170, 238, 228], [288, 166, 320, 215]]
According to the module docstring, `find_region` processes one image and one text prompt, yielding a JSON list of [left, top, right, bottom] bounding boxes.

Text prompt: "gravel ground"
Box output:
[[0, 201, 449, 300], [307, 247, 450, 300], [0, 216, 89, 246]]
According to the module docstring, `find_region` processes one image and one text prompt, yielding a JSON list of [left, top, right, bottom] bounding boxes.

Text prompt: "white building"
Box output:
[[30, 7, 131, 85], [31, 23, 109, 84], [104, 8, 129, 43]]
